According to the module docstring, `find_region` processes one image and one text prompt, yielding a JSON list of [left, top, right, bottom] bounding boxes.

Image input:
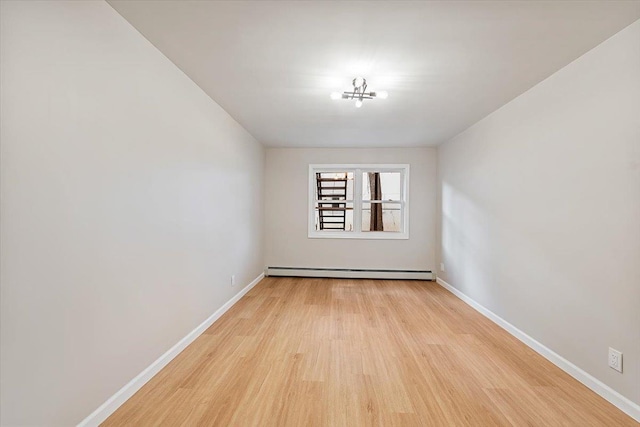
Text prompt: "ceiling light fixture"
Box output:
[[330, 77, 388, 108]]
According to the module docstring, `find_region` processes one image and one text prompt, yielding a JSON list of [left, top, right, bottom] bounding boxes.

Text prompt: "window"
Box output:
[[308, 164, 409, 239]]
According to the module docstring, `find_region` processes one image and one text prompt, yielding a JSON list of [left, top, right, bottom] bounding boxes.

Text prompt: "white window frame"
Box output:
[[308, 164, 409, 240]]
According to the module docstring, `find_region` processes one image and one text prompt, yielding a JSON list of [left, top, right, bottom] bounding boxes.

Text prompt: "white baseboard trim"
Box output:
[[435, 277, 640, 423], [77, 273, 265, 427]]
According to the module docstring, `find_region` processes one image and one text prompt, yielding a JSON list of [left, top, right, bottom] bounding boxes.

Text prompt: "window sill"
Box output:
[[308, 231, 409, 240]]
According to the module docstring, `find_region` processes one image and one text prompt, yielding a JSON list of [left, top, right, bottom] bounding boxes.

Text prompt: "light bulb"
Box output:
[[355, 100, 363, 108], [377, 91, 388, 99], [330, 92, 341, 100], [354, 76, 365, 88]]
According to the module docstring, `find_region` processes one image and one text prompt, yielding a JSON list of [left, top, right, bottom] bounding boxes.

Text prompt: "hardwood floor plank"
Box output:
[[102, 278, 638, 426]]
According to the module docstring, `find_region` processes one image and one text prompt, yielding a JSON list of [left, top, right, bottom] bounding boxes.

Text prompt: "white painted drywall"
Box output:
[[437, 20, 640, 405], [0, 1, 264, 425], [265, 148, 436, 270]]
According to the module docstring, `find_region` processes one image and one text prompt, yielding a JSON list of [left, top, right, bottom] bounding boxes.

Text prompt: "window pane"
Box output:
[[315, 202, 353, 231], [362, 202, 402, 232], [316, 172, 354, 201], [362, 172, 401, 201]]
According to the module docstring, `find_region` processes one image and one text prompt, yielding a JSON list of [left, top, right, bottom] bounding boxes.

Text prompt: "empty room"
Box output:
[[1, 0, 639, 425]]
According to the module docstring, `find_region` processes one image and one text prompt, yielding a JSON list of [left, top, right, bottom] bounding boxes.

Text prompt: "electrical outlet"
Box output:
[[231, 275, 235, 287], [440, 263, 445, 272], [608, 347, 622, 373]]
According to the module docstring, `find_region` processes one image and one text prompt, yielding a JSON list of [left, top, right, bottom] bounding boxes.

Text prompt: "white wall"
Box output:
[[266, 148, 437, 270], [437, 20, 640, 405], [0, 1, 264, 425]]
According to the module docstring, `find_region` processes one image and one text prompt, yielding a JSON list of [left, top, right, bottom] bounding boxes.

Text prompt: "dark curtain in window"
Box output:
[[368, 172, 383, 231]]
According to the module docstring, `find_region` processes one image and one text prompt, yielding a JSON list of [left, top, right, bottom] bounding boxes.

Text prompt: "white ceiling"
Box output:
[[108, 1, 640, 148]]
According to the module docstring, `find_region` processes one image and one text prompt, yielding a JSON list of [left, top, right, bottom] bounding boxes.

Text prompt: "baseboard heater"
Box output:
[[265, 267, 434, 281]]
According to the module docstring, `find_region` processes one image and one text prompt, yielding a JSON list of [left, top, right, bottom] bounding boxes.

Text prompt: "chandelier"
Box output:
[[330, 77, 388, 108]]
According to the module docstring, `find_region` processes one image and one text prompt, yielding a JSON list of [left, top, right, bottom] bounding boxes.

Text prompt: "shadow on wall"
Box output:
[[442, 181, 495, 303], [441, 180, 597, 328]]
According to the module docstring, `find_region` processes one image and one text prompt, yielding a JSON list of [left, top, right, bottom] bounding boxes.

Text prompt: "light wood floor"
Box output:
[[103, 278, 637, 426]]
